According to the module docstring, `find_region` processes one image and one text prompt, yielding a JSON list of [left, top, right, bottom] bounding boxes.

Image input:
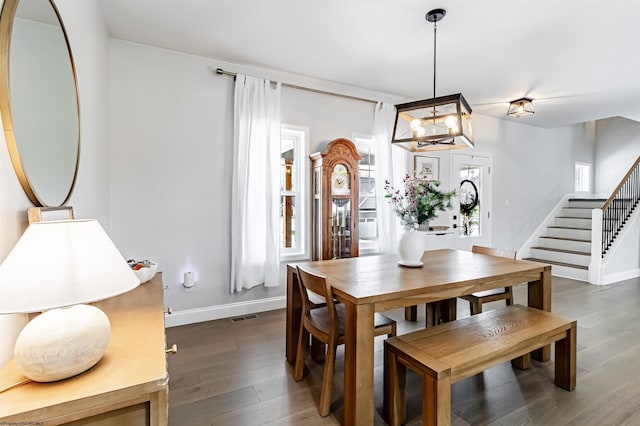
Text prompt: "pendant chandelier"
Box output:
[[391, 9, 474, 152]]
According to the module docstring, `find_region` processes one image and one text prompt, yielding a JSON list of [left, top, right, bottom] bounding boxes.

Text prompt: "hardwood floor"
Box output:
[[166, 275, 640, 425]]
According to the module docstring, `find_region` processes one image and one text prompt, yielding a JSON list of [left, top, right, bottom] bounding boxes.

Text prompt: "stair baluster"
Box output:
[[600, 156, 640, 256]]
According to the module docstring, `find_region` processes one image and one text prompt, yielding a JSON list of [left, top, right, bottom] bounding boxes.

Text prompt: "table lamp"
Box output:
[[0, 219, 140, 382]]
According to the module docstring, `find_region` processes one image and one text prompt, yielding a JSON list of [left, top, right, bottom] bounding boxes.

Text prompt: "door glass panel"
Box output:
[[459, 164, 481, 237]]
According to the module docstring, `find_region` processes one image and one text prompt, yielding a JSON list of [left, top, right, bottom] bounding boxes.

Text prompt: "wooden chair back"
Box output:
[[296, 265, 338, 334], [471, 245, 516, 260]]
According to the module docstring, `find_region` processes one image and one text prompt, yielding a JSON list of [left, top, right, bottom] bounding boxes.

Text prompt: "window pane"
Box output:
[[280, 195, 296, 248], [356, 139, 378, 254], [280, 126, 307, 257], [575, 163, 590, 192], [281, 140, 294, 192], [280, 135, 297, 251]]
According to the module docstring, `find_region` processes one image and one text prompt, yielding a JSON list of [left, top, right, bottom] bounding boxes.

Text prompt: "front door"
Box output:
[[452, 153, 492, 251]]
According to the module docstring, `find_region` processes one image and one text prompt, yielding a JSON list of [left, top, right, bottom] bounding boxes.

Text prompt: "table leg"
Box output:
[[286, 265, 302, 364], [404, 305, 417, 321], [528, 266, 552, 362], [426, 299, 457, 327], [344, 302, 375, 425]]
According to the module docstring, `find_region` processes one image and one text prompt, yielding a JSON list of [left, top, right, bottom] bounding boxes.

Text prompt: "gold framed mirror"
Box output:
[[0, 0, 80, 207]]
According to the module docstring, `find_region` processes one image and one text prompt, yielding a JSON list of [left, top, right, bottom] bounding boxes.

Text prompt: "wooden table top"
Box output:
[[0, 274, 167, 418], [294, 249, 550, 304]]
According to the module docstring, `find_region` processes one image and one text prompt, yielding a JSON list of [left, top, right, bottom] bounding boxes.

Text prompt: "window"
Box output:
[[280, 125, 308, 259], [354, 135, 379, 254], [575, 162, 591, 193]]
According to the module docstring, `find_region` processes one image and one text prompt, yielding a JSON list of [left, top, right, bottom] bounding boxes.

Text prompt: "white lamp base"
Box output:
[[14, 304, 111, 382]]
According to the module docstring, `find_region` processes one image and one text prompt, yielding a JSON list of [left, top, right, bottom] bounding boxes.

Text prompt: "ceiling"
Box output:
[[98, 0, 640, 128]]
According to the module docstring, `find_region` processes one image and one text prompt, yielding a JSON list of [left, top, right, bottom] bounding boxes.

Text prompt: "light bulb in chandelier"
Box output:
[[445, 115, 458, 133]]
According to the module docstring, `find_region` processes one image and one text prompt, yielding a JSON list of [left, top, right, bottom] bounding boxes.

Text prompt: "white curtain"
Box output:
[[231, 74, 282, 292], [373, 102, 405, 253]]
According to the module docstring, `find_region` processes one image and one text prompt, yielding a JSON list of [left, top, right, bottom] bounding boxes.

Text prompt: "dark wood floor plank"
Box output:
[[169, 385, 259, 425]]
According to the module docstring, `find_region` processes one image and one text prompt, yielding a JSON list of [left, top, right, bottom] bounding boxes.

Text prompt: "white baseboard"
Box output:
[[603, 268, 640, 286], [165, 296, 286, 327]]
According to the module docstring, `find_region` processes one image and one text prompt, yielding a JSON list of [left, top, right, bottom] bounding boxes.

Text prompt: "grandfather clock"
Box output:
[[310, 138, 362, 260]]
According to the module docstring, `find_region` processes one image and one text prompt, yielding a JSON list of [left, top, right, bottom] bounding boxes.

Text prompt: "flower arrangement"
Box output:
[[384, 172, 456, 232]]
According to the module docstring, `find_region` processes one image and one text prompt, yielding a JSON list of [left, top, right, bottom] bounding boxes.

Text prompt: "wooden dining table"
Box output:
[[286, 249, 552, 425]]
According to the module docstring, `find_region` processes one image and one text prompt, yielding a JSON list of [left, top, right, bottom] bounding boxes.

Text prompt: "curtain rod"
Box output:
[[215, 68, 377, 105]]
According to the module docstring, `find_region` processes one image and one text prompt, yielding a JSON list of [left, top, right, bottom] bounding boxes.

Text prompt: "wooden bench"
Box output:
[[383, 304, 576, 426]]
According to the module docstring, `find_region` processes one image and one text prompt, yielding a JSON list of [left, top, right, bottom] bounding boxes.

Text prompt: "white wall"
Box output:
[[58, 0, 112, 226], [595, 116, 640, 194], [453, 115, 595, 252], [0, 0, 110, 368], [108, 40, 402, 317]]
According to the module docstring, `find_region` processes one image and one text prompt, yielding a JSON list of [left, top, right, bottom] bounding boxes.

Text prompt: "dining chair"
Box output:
[[459, 245, 517, 314], [294, 265, 397, 417]]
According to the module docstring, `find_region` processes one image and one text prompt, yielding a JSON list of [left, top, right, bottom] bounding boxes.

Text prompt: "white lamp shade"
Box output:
[[0, 219, 140, 313]]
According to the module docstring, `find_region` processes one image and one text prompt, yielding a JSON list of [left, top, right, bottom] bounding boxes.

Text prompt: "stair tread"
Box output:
[[540, 236, 591, 243], [524, 257, 589, 270], [547, 226, 591, 231], [568, 198, 606, 202], [556, 216, 592, 219], [531, 246, 590, 256]]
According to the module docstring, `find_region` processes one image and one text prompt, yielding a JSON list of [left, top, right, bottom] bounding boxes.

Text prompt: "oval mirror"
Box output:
[[0, 0, 79, 207]]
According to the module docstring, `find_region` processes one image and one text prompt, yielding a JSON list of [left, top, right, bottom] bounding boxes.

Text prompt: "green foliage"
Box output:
[[384, 171, 456, 232]]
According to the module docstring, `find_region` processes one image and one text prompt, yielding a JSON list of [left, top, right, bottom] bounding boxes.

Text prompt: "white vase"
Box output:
[[397, 230, 424, 267]]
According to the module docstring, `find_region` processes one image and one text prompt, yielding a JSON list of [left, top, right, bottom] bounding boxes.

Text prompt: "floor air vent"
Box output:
[[230, 314, 259, 323]]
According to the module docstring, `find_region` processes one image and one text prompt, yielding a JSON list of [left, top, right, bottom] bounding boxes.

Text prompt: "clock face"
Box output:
[[332, 173, 346, 189], [331, 164, 350, 195]]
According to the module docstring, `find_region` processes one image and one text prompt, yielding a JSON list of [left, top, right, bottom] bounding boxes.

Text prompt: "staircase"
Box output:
[[524, 198, 605, 282]]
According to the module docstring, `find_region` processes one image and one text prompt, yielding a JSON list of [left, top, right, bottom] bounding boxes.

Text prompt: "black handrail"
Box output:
[[601, 156, 640, 256]]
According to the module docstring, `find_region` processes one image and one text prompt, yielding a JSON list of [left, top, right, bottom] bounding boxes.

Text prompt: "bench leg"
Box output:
[[423, 372, 451, 426], [555, 321, 577, 391], [384, 346, 406, 426]]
